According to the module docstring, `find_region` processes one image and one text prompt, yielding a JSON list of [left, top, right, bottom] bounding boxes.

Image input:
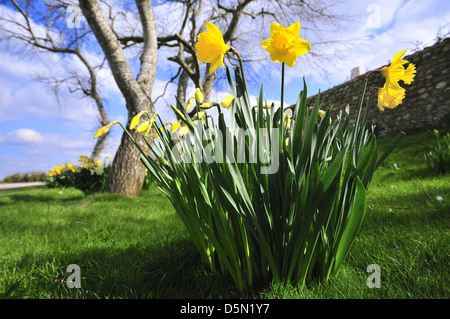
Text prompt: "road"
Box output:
[[0, 182, 46, 190]]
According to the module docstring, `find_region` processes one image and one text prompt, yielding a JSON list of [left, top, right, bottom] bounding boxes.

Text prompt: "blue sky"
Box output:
[[0, 0, 449, 179]]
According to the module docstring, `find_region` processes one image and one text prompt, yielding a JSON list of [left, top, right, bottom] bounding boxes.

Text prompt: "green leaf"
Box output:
[[318, 149, 345, 193], [376, 131, 405, 169], [333, 176, 367, 273], [355, 137, 377, 174]]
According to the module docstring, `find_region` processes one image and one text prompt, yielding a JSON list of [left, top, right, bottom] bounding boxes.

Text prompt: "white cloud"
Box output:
[[5, 129, 46, 144], [1, 128, 95, 150]]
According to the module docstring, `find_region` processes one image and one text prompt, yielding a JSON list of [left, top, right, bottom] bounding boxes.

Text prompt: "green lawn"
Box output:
[[0, 130, 448, 299]]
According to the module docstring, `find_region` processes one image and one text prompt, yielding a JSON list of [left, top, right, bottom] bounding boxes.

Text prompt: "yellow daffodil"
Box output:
[[136, 118, 156, 136], [135, 121, 150, 133], [130, 110, 149, 130], [106, 155, 111, 159], [193, 119, 206, 127], [67, 163, 76, 172], [434, 129, 439, 137], [195, 88, 204, 104], [185, 97, 195, 111], [308, 107, 331, 122], [153, 122, 172, 139], [170, 120, 182, 134], [220, 95, 234, 109], [131, 112, 157, 131], [318, 109, 332, 123], [380, 50, 416, 92], [402, 63, 416, 85], [96, 160, 101, 166], [94, 121, 120, 139], [261, 22, 311, 67], [192, 111, 206, 121], [377, 83, 406, 111], [283, 109, 292, 127], [378, 50, 416, 111], [200, 102, 216, 109], [178, 126, 190, 137], [196, 23, 230, 74], [318, 110, 326, 118]]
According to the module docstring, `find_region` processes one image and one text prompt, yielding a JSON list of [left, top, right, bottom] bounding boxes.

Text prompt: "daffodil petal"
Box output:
[[270, 22, 283, 38], [401, 63, 416, 85], [287, 21, 300, 38], [391, 49, 407, 65]]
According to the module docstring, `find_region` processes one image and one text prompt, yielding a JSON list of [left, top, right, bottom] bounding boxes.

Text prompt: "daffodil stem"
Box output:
[[280, 62, 285, 145], [281, 62, 285, 112]]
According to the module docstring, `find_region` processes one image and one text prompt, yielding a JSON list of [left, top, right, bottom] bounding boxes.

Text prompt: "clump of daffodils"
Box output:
[[93, 21, 416, 293], [46, 155, 110, 194]]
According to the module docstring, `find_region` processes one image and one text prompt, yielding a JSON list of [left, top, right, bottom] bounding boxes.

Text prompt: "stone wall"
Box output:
[[305, 37, 450, 136]]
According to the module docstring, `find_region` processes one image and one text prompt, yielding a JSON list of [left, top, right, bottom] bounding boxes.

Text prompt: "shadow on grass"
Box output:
[[1, 238, 253, 299], [0, 194, 85, 205], [373, 164, 439, 183], [0, 186, 85, 205]]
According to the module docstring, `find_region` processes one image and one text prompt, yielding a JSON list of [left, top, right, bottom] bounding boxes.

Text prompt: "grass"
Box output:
[[0, 129, 448, 299]]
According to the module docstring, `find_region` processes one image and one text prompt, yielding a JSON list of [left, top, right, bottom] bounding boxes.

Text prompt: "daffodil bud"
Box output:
[[153, 122, 172, 139], [192, 111, 206, 121], [170, 104, 186, 121], [185, 97, 195, 111], [136, 118, 156, 136], [220, 95, 235, 109], [195, 88, 204, 104], [170, 120, 182, 134], [200, 102, 215, 109], [130, 110, 149, 130], [178, 126, 190, 137], [94, 121, 120, 139]]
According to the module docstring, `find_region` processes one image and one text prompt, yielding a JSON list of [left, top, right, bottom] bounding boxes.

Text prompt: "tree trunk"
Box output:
[[91, 134, 107, 162], [176, 68, 190, 107], [79, 0, 157, 196], [178, 62, 215, 117], [104, 110, 150, 195], [90, 90, 110, 162], [201, 65, 216, 103]]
